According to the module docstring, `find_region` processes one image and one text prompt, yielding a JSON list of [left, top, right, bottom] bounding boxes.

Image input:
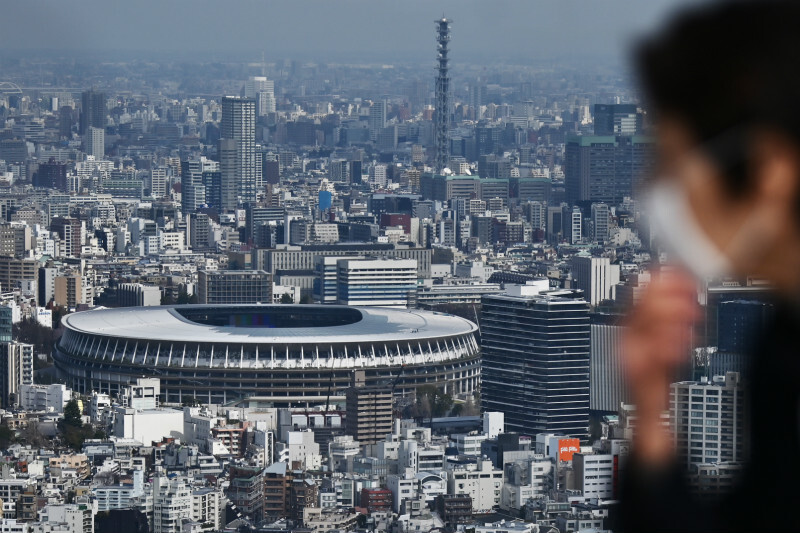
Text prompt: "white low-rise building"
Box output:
[[19, 384, 70, 413], [448, 460, 503, 513], [113, 407, 184, 446]]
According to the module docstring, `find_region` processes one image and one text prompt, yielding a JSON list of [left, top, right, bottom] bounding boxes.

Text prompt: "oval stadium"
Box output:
[[53, 304, 480, 406]]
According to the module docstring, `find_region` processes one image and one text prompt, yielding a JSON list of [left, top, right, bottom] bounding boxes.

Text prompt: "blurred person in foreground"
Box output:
[[623, 1, 800, 532]]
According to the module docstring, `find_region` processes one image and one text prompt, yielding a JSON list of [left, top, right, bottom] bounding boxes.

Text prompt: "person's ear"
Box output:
[[751, 128, 800, 210]]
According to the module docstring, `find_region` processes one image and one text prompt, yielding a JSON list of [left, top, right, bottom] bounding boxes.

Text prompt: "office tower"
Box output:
[[717, 300, 773, 354], [245, 76, 276, 116], [50, 217, 83, 258], [434, 17, 452, 172], [85, 126, 104, 159], [570, 206, 582, 244], [189, 213, 212, 251], [481, 286, 590, 438], [546, 204, 565, 244], [0, 223, 33, 258], [38, 267, 57, 307], [34, 159, 68, 190], [529, 201, 545, 232], [181, 159, 204, 214], [0, 342, 34, 408], [0, 307, 10, 343], [591, 203, 611, 242], [197, 270, 272, 304], [59, 105, 73, 138], [80, 89, 106, 134], [219, 139, 238, 210], [570, 255, 621, 307], [593, 104, 643, 136], [0, 257, 37, 294], [369, 100, 387, 141], [369, 164, 387, 188], [377, 124, 398, 151], [263, 153, 280, 185], [335, 258, 417, 308], [589, 312, 628, 412], [708, 299, 774, 379], [345, 370, 393, 446], [220, 96, 261, 211], [411, 144, 424, 164], [329, 159, 350, 183], [469, 82, 487, 120], [407, 78, 427, 113], [150, 167, 168, 199], [671, 372, 747, 469], [564, 135, 655, 205]]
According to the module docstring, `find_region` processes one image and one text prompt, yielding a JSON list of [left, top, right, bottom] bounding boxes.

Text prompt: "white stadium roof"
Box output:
[[63, 304, 477, 344]]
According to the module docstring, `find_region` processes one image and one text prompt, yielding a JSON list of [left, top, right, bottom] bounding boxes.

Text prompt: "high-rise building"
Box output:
[[345, 371, 393, 447], [50, 217, 83, 258], [335, 258, 417, 308], [245, 76, 276, 116], [0, 222, 33, 258], [434, 18, 452, 172], [717, 300, 774, 354], [0, 257, 37, 294], [593, 104, 643, 136], [59, 105, 73, 138], [671, 372, 747, 469], [150, 167, 168, 199], [529, 201, 545, 232], [468, 83, 487, 121], [570, 206, 582, 244], [197, 270, 272, 305], [54, 273, 85, 308], [181, 159, 204, 214], [591, 202, 611, 243], [570, 255, 621, 307], [220, 96, 261, 211], [589, 312, 628, 412], [80, 89, 106, 135], [546, 204, 567, 245], [189, 213, 212, 251], [152, 475, 192, 533], [228, 465, 264, 522], [34, 159, 68, 190], [369, 100, 387, 141], [481, 285, 590, 438], [564, 135, 654, 205], [86, 126, 104, 159], [0, 342, 34, 408], [0, 306, 11, 343]]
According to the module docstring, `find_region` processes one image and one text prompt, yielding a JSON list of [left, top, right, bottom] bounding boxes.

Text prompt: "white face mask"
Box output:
[[646, 179, 734, 280]]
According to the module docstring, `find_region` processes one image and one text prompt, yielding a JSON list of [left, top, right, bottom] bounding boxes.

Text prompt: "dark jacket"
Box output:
[[621, 299, 800, 532]]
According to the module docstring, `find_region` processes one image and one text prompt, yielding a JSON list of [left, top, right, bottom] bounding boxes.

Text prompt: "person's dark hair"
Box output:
[[637, 0, 800, 193]]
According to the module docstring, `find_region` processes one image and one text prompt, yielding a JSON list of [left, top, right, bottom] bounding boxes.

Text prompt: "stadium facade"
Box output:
[[54, 304, 479, 407]]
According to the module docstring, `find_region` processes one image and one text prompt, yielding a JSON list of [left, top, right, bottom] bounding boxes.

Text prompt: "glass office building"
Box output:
[[481, 287, 591, 439]]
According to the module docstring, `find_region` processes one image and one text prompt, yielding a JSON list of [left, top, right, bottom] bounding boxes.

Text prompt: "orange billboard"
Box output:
[[558, 438, 581, 462]]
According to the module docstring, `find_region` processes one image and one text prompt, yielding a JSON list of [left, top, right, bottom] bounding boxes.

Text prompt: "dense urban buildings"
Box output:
[[0, 6, 756, 532]]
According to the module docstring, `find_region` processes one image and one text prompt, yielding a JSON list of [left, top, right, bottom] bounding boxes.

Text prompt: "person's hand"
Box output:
[[623, 270, 700, 464]]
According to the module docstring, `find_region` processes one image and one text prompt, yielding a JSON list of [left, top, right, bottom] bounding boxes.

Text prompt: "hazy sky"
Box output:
[[2, 0, 706, 63]]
